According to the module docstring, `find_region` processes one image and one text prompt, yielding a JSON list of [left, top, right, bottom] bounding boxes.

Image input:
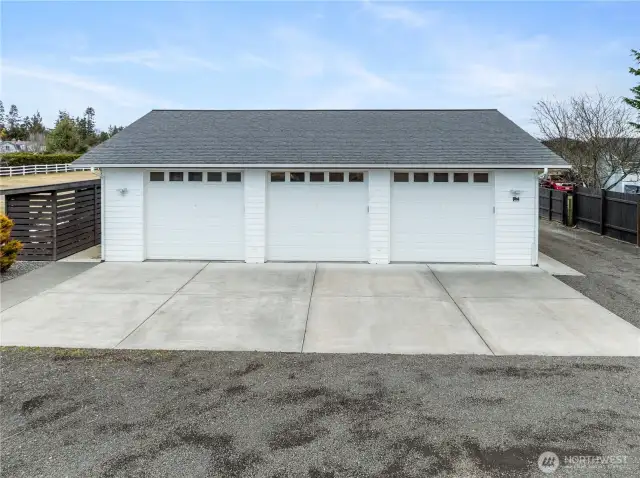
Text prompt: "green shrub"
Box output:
[[0, 214, 23, 273], [1, 153, 81, 167]]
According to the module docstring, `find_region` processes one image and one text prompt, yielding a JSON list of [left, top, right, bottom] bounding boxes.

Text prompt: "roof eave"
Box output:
[[71, 162, 571, 170]]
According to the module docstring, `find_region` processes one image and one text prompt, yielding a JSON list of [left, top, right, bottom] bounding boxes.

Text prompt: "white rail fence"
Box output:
[[0, 163, 95, 177]]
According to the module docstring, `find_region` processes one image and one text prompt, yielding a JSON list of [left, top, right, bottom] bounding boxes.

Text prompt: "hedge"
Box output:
[[0, 153, 82, 166]]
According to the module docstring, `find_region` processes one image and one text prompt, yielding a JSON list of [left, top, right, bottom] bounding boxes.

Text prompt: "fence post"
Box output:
[[636, 198, 640, 247], [566, 193, 574, 227], [600, 188, 607, 236], [52, 191, 58, 261], [93, 184, 98, 245], [562, 192, 567, 225], [548, 190, 553, 221]]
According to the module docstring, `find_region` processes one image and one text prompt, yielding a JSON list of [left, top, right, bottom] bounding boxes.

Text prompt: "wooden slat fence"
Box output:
[[5, 180, 101, 260], [574, 187, 639, 245], [540, 185, 640, 246], [538, 187, 569, 225]]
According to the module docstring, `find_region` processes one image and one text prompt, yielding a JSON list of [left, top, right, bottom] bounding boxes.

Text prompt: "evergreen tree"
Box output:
[[623, 49, 640, 130]]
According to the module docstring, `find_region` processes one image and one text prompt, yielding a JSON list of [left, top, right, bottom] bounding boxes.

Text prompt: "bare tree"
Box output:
[[27, 132, 46, 152], [533, 92, 640, 190]]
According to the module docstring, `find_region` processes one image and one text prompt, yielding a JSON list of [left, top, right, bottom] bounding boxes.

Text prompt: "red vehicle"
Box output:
[[539, 174, 575, 192]]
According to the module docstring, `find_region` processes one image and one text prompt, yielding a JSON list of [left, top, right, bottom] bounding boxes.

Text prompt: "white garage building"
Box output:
[[73, 110, 568, 265]]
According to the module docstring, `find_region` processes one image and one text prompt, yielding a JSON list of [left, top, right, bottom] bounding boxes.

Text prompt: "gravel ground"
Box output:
[[539, 220, 640, 329], [1, 348, 639, 477], [0, 261, 51, 283]]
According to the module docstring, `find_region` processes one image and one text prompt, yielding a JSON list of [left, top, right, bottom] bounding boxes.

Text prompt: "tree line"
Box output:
[[0, 101, 124, 154]]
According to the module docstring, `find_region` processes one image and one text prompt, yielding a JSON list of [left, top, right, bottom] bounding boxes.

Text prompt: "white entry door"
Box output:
[[146, 171, 244, 260], [391, 171, 494, 262], [267, 171, 368, 261]]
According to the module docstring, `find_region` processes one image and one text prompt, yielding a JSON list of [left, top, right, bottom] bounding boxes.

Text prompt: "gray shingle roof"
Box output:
[[74, 109, 568, 167]]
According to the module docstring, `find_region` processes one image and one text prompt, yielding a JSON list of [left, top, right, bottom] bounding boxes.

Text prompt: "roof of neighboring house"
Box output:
[[73, 109, 568, 168]]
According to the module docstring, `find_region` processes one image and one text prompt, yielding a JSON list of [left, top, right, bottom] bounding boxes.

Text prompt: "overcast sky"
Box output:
[[1, 1, 638, 135]]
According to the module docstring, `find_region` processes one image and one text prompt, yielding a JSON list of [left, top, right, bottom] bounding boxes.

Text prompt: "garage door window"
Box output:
[[188, 172, 203, 182], [290, 172, 305, 182], [394, 172, 409, 182], [207, 172, 222, 182], [169, 172, 184, 182], [433, 172, 449, 183], [349, 172, 364, 182], [271, 172, 285, 182], [413, 172, 429, 182], [453, 173, 469, 183], [329, 172, 344, 182], [226, 172, 242, 182], [150, 172, 164, 181], [474, 173, 489, 183], [310, 172, 325, 182]]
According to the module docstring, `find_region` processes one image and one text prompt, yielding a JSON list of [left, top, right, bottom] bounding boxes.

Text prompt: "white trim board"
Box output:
[[80, 163, 571, 170]]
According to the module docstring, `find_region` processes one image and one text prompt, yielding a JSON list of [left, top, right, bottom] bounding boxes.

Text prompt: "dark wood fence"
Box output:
[[539, 188, 569, 225], [539, 186, 640, 246], [4, 180, 101, 260]]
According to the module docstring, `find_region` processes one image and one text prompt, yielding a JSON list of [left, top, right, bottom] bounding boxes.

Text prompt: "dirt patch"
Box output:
[[460, 396, 507, 406], [271, 386, 329, 404], [572, 363, 628, 372], [224, 384, 248, 395], [269, 421, 329, 450], [21, 394, 55, 414], [229, 361, 264, 377], [470, 365, 573, 379]]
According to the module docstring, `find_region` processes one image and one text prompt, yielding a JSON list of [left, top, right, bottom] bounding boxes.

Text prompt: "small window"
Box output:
[[349, 172, 364, 182], [188, 172, 203, 182], [474, 172, 489, 183], [150, 172, 164, 181], [226, 172, 242, 182], [433, 172, 449, 183], [413, 172, 429, 183], [290, 172, 305, 182], [169, 172, 184, 182], [271, 172, 285, 182], [329, 172, 344, 182], [453, 173, 469, 183], [207, 172, 222, 182], [310, 172, 325, 182], [394, 172, 409, 182]]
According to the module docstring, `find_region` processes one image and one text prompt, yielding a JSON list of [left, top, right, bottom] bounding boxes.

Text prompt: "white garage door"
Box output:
[[146, 171, 244, 260], [391, 171, 493, 262], [267, 171, 368, 261]]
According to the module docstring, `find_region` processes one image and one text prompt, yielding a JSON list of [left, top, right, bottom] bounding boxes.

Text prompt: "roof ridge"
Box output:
[[150, 108, 500, 112]]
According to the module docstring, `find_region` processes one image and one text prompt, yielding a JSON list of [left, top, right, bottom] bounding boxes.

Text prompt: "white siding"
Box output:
[[244, 169, 266, 263], [368, 170, 390, 264], [103, 168, 144, 261], [494, 170, 538, 266]]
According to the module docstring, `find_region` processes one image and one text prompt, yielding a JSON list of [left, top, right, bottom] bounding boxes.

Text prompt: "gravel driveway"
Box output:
[[539, 220, 640, 329], [1, 348, 639, 477]]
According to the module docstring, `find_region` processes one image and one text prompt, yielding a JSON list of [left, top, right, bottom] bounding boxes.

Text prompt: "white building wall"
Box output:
[[102, 169, 145, 261], [494, 170, 538, 266], [368, 170, 391, 264], [244, 169, 266, 263]]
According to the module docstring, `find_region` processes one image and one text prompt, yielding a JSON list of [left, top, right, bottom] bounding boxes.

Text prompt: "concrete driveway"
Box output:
[[1, 262, 639, 356]]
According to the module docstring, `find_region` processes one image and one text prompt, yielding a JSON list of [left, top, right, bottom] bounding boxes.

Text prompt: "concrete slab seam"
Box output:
[[114, 261, 210, 348], [300, 263, 318, 353], [428, 265, 496, 356]]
